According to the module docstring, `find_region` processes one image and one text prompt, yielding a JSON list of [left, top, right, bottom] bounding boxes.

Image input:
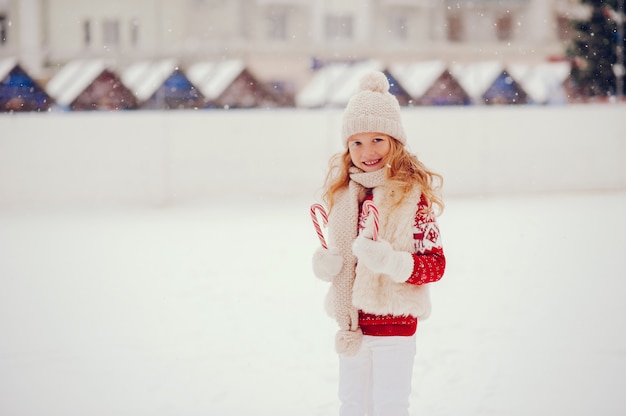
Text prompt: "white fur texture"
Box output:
[[351, 185, 432, 319]]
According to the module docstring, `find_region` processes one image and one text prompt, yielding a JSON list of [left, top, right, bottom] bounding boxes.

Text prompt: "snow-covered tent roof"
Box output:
[[296, 60, 385, 108], [46, 60, 108, 107], [507, 62, 571, 104], [327, 61, 386, 107], [187, 60, 285, 108], [122, 59, 179, 102], [0, 57, 53, 112], [390, 61, 448, 98], [122, 59, 204, 109], [451, 61, 529, 104], [450, 61, 505, 101], [389, 60, 470, 106], [0, 57, 18, 80], [295, 64, 350, 108], [186, 60, 246, 101], [46, 60, 137, 110]]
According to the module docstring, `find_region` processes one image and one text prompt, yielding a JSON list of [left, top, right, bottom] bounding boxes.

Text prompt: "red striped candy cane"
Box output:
[[310, 203, 328, 249], [361, 200, 379, 241]]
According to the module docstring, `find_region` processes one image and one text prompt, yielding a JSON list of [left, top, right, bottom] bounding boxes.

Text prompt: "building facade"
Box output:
[[0, 0, 583, 90]]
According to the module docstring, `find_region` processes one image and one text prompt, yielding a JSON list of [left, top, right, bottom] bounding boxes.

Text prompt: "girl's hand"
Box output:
[[312, 246, 343, 281], [352, 235, 414, 283]]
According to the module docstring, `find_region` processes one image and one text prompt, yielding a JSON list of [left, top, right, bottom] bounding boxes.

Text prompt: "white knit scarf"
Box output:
[[326, 167, 431, 355], [325, 167, 387, 355]]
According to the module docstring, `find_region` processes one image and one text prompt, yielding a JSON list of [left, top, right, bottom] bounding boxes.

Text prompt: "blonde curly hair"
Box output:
[[322, 137, 444, 216]]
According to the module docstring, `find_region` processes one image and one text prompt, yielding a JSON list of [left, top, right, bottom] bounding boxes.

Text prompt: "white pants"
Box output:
[[338, 335, 416, 416]]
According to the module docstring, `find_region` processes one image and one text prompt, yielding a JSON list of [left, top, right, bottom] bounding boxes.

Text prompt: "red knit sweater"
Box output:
[[357, 195, 445, 337]]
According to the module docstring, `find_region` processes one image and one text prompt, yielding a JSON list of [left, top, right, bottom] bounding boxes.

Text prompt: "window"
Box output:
[[325, 14, 353, 41], [103, 19, 120, 47], [130, 18, 140, 46], [267, 9, 287, 40], [495, 13, 513, 42], [0, 14, 7, 45], [389, 11, 408, 41], [447, 14, 463, 42], [83, 20, 91, 47]]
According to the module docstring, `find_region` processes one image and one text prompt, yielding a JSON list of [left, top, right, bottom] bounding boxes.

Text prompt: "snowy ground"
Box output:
[[1, 191, 625, 416]]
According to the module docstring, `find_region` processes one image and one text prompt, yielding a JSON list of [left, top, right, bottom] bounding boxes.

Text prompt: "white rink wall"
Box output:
[[0, 105, 624, 207]]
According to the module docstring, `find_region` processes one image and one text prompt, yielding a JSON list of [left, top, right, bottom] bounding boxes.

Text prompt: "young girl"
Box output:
[[312, 71, 446, 416]]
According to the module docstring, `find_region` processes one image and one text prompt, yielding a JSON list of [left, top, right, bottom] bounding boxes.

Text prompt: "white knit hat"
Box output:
[[341, 71, 406, 145]]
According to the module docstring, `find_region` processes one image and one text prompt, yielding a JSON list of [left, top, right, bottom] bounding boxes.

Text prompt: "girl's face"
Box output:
[[347, 132, 392, 172]]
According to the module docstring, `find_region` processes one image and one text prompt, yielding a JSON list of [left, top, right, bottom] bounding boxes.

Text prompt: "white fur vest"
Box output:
[[351, 184, 432, 319]]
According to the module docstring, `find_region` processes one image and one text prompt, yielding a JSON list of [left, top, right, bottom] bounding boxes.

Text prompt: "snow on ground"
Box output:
[[1, 191, 625, 416]]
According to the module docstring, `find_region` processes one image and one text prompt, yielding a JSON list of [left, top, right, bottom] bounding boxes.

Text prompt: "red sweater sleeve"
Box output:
[[405, 197, 446, 286]]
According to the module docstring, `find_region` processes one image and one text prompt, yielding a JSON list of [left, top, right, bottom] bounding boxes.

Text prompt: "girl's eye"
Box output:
[[373, 137, 384, 142], [350, 141, 361, 147]]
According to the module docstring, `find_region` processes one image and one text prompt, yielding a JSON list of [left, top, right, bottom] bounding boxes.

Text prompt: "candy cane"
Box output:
[[361, 200, 379, 241], [310, 203, 328, 249]]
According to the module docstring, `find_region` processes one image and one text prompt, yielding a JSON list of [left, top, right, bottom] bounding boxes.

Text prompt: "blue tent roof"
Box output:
[[0, 59, 53, 112], [145, 69, 204, 109], [122, 60, 204, 109], [483, 71, 529, 105]]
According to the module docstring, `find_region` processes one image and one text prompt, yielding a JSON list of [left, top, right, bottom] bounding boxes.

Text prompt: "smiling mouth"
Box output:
[[363, 159, 382, 167]]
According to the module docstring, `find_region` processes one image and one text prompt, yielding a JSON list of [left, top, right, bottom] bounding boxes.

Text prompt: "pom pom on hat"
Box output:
[[358, 71, 389, 94], [341, 71, 406, 145]]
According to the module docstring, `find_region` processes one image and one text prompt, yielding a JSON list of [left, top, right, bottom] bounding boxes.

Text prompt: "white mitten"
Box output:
[[312, 246, 343, 282], [352, 235, 414, 283]]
